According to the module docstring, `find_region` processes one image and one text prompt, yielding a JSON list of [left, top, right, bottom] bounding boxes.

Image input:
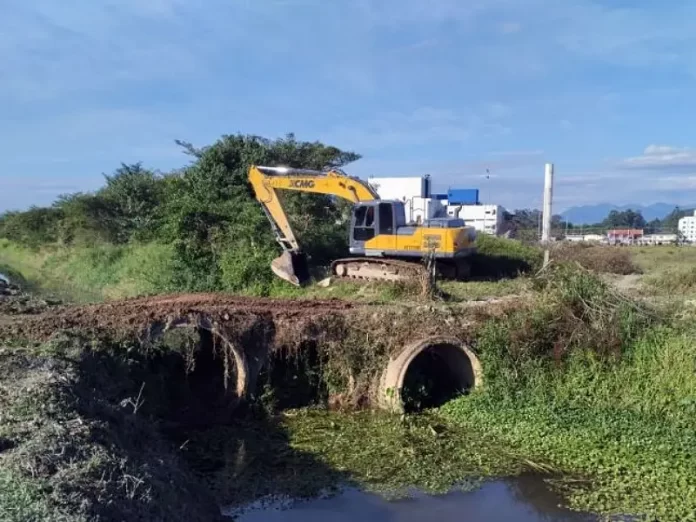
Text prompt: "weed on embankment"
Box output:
[[551, 243, 640, 275], [0, 338, 226, 522], [443, 266, 696, 521], [642, 265, 696, 296]]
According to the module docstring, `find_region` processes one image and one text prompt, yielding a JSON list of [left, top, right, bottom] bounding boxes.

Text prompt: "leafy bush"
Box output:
[[0, 207, 63, 247], [0, 133, 361, 295], [474, 265, 655, 399], [471, 235, 543, 279], [551, 243, 639, 274], [643, 265, 696, 295]]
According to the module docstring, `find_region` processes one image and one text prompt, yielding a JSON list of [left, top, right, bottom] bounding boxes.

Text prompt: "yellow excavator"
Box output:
[[248, 165, 477, 286]]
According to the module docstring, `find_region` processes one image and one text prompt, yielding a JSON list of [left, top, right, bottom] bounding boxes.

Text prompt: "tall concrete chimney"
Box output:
[[541, 163, 554, 243]]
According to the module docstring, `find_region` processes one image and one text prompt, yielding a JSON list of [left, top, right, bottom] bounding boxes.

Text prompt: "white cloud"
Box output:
[[618, 145, 696, 170]]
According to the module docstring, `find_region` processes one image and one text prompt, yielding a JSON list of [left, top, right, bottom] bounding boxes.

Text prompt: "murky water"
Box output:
[[230, 476, 596, 522], [0, 273, 7, 283]]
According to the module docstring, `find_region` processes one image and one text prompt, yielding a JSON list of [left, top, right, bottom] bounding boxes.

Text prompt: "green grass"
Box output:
[[0, 468, 75, 522], [439, 278, 530, 301], [472, 235, 543, 278], [442, 313, 696, 520], [0, 239, 178, 302], [642, 265, 696, 297], [0, 238, 532, 304], [629, 245, 696, 275]]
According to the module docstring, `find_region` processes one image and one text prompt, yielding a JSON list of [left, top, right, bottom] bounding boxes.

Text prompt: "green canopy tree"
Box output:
[[162, 133, 361, 290]]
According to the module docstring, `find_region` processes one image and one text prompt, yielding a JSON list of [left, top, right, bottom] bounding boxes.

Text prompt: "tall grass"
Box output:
[[442, 267, 696, 520], [643, 265, 696, 296], [629, 245, 696, 275], [0, 239, 179, 302]]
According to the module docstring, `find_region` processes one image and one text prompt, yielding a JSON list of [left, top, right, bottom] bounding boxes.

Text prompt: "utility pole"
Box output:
[[542, 163, 554, 267]]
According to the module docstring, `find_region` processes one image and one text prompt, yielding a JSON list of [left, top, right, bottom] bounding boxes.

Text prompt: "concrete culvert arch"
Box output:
[[149, 315, 250, 403], [379, 337, 482, 413]]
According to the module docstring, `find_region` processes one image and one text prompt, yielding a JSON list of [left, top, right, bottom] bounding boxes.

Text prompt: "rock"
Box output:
[[317, 277, 333, 288]]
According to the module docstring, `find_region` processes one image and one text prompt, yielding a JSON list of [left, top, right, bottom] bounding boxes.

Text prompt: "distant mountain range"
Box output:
[[560, 203, 683, 224]]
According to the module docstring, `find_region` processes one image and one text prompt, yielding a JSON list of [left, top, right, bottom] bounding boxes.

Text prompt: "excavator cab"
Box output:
[[349, 201, 405, 255]]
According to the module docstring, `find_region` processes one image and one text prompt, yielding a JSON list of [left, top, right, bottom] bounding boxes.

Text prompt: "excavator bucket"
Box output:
[[271, 251, 310, 287]]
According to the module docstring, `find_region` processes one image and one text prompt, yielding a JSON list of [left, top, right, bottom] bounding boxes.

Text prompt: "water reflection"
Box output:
[[232, 476, 596, 522]]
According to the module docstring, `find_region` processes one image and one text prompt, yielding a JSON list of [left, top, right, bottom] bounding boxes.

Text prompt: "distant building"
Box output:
[[368, 176, 437, 224], [678, 211, 696, 243], [640, 233, 677, 245], [446, 204, 504, 235], [607, 229, 643, 245], [583, 234, 605, 243], [564, 233, 606, 243]]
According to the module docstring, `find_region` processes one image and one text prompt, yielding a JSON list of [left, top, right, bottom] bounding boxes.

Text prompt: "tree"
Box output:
[[160, 133, 362, 289], [99, 163, 165, 242], [602, 209, 646, 229]]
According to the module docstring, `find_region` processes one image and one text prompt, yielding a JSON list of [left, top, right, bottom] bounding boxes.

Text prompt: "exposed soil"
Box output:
[[0, 278, 59, 316], [0, 293, 356, 342]]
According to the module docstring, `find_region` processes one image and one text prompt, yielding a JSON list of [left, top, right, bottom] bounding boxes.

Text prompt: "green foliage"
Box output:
[[471, 234, 543, 278], [643, 265, 696, 295], [441, 267, 696, 520], [601, 208, 646, 229], [0, 240, 179, 302], [0, 133, 361, 294], [0, 207, 63, 247], [443, 327, 696, 521]]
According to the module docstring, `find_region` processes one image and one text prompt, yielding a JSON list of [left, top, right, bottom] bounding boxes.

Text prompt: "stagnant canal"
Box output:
[[229, 476, 596, 521]]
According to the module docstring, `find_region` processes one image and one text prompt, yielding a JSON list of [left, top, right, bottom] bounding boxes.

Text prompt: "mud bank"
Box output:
[[0, 291, 524, 521], [0, 293, 519, 411]]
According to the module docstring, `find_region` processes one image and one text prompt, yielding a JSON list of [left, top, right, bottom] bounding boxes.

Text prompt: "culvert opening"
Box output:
[[401, 342, 476, 412], [154, 326, 242, 426], [254, 340, 328, 411]]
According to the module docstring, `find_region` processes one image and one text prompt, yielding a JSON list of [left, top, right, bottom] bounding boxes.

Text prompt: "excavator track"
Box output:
[[330, 257, 430, 283]]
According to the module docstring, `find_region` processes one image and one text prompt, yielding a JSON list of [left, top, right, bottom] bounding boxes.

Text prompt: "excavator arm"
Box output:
[[248, 165, 379, 285]]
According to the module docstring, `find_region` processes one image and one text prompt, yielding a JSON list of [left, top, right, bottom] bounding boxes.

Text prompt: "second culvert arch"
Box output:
[[379, 336, 482, 413]]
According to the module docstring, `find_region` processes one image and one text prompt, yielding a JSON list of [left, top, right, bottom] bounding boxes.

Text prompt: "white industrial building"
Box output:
[[640, 233, 678, 245], [564, 234, 606, 243], [368, 175, 505, 235], [678, 211, 696, 243], [367, 176, 443, 224], [446, 204, 504, 235]]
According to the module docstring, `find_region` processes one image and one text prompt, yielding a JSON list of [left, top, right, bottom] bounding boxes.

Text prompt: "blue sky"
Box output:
[[2, 0, 696, 213]]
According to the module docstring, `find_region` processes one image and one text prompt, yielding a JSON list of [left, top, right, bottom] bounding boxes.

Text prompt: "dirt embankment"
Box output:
[[0, 288, 522, 522], [0, 293, 355, 341], [0, 278, 60, 317]]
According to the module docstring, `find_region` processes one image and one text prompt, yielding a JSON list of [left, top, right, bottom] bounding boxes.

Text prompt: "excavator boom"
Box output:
[[248, 165, 378, 285]]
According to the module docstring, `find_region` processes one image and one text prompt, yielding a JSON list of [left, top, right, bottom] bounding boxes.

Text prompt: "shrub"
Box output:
[[471, 235, 543, 279], [643, 265, 696, 294], [551, 243, 639, 274]]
